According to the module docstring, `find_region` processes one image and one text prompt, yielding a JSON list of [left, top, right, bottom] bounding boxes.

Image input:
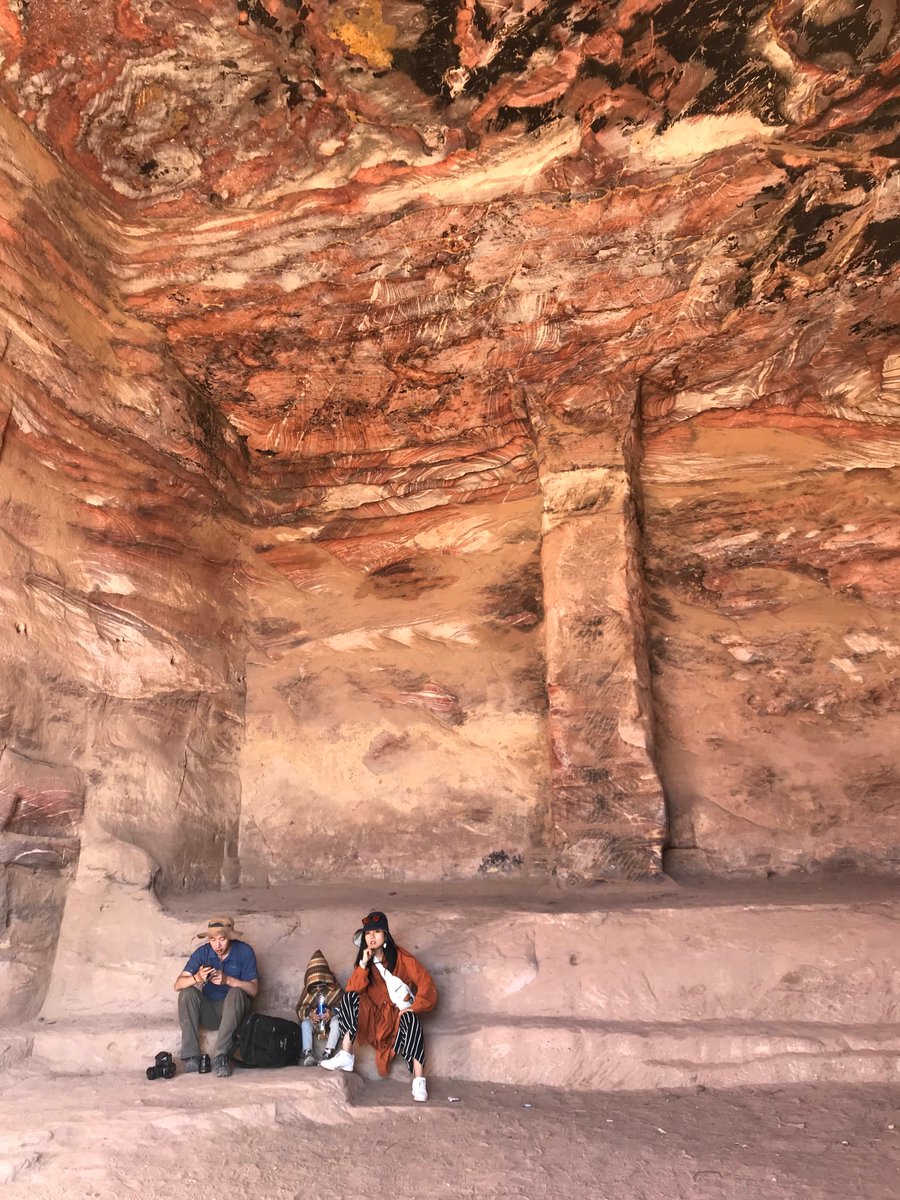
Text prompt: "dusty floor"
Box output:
[[1, 1059, 897, 1199]]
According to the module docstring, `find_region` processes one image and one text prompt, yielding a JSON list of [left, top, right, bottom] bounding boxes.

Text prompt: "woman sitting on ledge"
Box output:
[[320, 910, 437, 1102]]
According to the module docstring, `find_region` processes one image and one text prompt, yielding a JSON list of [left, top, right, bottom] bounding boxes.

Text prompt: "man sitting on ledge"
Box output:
[[174, 916, 259, 1078]]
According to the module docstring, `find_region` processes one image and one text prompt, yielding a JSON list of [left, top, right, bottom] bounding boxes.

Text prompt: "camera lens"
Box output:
[[198, 1054, 211, 1074], [146, 1066, 160, 1080]]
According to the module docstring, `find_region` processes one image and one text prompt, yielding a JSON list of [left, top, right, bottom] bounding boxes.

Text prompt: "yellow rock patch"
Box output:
[[328, 0, 397, 71]]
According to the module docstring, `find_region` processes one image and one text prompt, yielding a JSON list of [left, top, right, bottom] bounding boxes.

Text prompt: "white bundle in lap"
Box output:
[[373, 960, 413, 1010]]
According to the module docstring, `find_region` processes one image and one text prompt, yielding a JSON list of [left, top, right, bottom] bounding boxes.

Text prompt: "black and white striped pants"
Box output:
[[335, 991, 426, 1073]]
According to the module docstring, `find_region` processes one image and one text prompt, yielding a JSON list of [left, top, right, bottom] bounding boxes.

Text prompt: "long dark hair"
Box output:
[[356, 931, 397, 973]]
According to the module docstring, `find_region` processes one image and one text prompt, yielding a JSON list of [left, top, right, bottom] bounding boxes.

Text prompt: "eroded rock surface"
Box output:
[[1, 0, 899, 1008]]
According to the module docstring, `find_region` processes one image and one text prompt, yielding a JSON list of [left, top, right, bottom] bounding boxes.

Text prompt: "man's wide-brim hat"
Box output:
[[196, 916, 242, 941], [299, 948, 341, 1009]]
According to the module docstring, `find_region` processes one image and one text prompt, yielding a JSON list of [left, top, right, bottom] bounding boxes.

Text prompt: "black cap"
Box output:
[[361, 911, 390, 935]]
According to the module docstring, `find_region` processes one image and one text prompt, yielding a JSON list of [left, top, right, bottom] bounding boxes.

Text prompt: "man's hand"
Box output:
[[175, 959, 258, 993], [174, 964, 219, 992]]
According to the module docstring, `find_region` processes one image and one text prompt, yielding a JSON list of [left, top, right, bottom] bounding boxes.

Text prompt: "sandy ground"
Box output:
[[1, 1059, 897, 1200]]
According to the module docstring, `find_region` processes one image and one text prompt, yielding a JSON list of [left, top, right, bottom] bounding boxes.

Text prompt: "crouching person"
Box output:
[[296, 948, 343, 1066], [175, 916, 259, 1078]]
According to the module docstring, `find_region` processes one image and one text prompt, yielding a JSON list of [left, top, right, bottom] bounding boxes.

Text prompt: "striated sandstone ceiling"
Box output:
[[0, 0, 899, 936]]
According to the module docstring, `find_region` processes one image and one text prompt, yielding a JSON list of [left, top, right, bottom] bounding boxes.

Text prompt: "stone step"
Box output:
[[24, 859, 900, 1092], [0, 1063, 361, 1187], [27, 1015, 900, 1091]]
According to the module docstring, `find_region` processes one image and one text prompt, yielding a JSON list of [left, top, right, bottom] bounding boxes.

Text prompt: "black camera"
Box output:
[[198, 1054, 211, 1074], [146, 1050, 176, 1080]]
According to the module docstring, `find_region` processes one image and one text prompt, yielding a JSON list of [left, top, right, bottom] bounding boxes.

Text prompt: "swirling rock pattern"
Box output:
[[0, 0, 898, 937]]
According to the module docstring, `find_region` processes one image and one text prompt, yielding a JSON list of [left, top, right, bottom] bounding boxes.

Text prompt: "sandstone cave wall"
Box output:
[[643, 389, 900, 876], [1, 0, 898, 1038], [0, 0, 899, 955], [0, 110, 246, 1016], [113, 188, 670, 881], [3, 85, 899, 905], [237, 494, 550, 883]]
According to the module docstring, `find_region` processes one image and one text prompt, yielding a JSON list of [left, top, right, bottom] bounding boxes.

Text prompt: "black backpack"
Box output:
[[236, 1013, 301, 1068]]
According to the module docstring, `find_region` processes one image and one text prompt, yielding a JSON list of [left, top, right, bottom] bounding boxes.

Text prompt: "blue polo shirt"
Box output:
[[183, 939, 258, 1002]]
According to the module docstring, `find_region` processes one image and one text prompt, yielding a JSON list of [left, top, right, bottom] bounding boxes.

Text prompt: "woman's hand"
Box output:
[[360, 948, 372, 967]]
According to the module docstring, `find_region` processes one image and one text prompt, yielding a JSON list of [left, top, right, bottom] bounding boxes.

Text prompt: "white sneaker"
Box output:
[[412, 1076, 428, 1102], [319, 1049, 355, 1073]]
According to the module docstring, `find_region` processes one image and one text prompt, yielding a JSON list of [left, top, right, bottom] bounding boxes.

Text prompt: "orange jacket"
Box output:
[[344, 944, 438, 1076]]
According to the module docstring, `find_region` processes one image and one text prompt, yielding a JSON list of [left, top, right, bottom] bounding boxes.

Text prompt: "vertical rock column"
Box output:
[[531, 395, 666, 877]]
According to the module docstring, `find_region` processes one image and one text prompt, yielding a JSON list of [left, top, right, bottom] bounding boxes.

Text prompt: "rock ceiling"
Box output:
[[0, 1, 898, 898]]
